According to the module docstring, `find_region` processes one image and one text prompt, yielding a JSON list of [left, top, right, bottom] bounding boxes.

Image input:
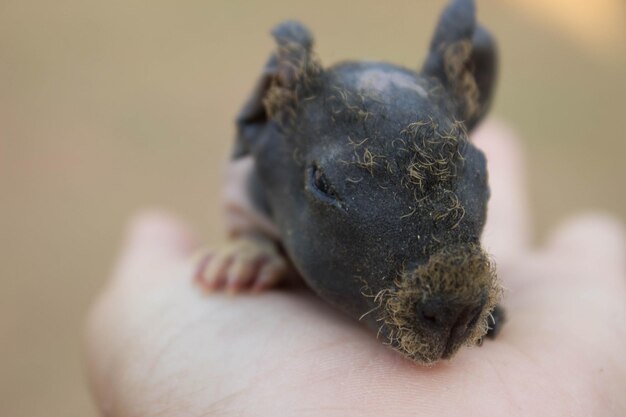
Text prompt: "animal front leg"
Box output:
[[194, 234, 290, 293]]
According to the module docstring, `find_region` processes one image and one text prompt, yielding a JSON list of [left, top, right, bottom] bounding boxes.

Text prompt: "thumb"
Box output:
[[86, 211, 198, 408], [114, 210, 199, 282], [473, 120, 530, 267]]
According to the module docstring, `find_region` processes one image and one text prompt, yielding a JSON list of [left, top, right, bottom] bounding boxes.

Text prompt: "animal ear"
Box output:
[[421, 0, 497, 131], [269, 21, 317, 88], [232, 56, 276, 159], [233, 21, 321, 159], [264, 21, 322, 120]]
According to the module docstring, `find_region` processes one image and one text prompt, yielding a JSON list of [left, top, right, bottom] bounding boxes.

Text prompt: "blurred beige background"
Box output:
[[1, 0, 625, 415]]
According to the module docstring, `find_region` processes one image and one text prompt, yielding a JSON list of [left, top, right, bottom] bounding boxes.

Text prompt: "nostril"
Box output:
[[449, 304, 485, 343], [422, 311, 438, 324], [417, 298, 485, 331], [417, 298, 446, 326]]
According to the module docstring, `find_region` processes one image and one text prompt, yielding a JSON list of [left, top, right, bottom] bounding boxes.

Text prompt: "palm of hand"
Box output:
[[87, 125, 626, 417]]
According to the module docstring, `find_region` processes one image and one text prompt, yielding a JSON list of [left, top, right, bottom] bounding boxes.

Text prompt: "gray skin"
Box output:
[[230, 0, 504, 363]]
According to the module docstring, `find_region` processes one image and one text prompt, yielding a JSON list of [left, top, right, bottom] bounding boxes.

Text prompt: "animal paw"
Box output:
[[194, 237, 288, 293], [485, 305, 506, 339]]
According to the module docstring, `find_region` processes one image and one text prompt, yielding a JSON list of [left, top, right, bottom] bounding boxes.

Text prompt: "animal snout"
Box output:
[[416, 295, 486, 347]]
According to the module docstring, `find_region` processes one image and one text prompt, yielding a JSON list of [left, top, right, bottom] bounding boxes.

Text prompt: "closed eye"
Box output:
[[306, 163, 342, 207]]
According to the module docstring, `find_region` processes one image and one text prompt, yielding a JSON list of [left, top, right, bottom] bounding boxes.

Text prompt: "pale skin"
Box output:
[[86, 122, 626, 416]]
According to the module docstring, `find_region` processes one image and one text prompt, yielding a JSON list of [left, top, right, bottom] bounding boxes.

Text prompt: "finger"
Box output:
[[115, 209, 199, 280], [545, 212, 625, 286], [472, 120, 531, 264]]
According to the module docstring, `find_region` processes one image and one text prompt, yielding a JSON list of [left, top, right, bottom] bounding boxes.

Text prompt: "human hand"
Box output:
[[86, 122, 626, 416]]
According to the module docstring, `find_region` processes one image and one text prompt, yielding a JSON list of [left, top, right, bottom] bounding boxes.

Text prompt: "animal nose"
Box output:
[[416, 296, 485, 335]]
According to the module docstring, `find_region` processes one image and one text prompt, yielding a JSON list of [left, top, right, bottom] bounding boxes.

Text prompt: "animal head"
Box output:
[[235, 0, 501, 363]]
